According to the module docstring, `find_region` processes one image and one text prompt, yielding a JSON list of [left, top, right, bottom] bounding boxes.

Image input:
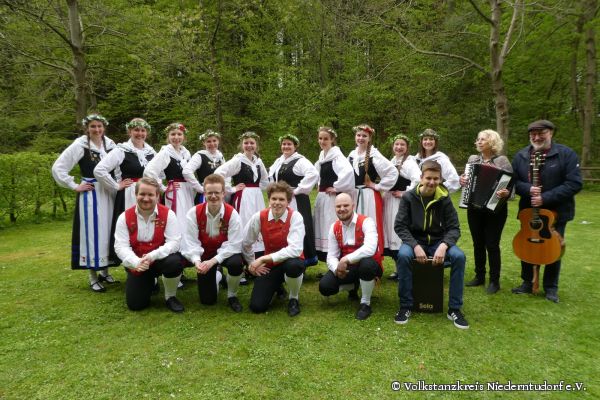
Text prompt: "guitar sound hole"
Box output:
[[529, 220, 542, 230]]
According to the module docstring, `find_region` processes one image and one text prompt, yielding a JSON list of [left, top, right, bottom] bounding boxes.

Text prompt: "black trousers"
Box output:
[[318, 257, 381, 296], [197, 254, 244, 305], [125, 253, 183, 311], [467, 206, 507, 284], [249, 258, 304, 313], [520, 222, 566, 291]]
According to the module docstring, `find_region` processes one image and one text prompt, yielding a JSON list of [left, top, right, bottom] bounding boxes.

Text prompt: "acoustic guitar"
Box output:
[[512, 152, 563, 292]]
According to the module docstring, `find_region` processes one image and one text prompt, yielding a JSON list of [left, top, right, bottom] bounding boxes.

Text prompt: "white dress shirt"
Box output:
[[326, 213, 378, 272], [268, 153, 319, 195], [348, 146, 398, 191], [214, 153, 269, 194], [182, 149, 226, 193], [114, 206, 181, 269], [242, 208, 305, 264], [183, 203, 243, 264]]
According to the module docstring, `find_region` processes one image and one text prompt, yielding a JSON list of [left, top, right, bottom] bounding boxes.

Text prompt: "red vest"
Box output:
[[195, 202, 234, 261], [333, 214, 383, 269], [125, 204, 169, 275], [259, 207, 303, 266]]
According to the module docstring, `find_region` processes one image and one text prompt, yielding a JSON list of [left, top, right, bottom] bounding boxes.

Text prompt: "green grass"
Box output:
[[1, 192, 599, 399]]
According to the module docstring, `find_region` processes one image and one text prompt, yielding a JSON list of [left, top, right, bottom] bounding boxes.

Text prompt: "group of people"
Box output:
[[51, 114, 582, 328]]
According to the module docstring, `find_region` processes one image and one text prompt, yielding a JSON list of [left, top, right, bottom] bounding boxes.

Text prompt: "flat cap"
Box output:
[[527, 119, 555, 132]]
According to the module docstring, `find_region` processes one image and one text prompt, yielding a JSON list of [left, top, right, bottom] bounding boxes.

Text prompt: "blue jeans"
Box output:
[[396, 242, 466, 310]]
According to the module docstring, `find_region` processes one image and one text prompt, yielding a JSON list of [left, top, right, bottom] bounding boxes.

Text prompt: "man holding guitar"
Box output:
[[511, 120, 582, 303]]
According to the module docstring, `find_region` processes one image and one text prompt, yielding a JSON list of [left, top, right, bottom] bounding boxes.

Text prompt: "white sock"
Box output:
[[163, 274, 181, 300], [339, 283, 355, 292], [285, 274, 303, 300], [215, 270, 223, 295], [227, 274, 242, 298], [360, 279, 375, 305], [88, 269, 98, 284]]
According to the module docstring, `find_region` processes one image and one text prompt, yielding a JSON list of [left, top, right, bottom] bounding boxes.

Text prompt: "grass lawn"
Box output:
[[0, 192, 599, 399]]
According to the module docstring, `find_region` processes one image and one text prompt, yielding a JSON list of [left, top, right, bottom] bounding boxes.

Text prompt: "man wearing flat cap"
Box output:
[[511, 120, 582, 303]]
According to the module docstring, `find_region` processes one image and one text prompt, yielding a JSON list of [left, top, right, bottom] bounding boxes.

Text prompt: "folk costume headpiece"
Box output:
[[278, 133, 300, 146], [239, 131, 260, 141], [126, 119, 152, 133], [419, 128, 439, 139], [164, 122, 187, 136], [82, 114, 109, 127], [199, 129, 221, 142]]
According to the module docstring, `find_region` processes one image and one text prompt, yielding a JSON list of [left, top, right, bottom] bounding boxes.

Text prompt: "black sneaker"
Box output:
[[447, 309, 469, 329], [227, 296, 243, 312], [356, 303, 372, 320], [165, 296, 185, 313], [288, 298, 300, 317], [394, 308, 411, 325], [486, 281, 500, 294], [545, 289, 559, 303], [511, 282, 532, 294], [465, 277, 484, 287]]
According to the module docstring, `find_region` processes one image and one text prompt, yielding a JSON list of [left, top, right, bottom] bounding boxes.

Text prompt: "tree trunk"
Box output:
[[570, 13, 585, 127], [581, 0, 597, 174], [489, 0, 509, 146], [205, 0, 224, 133], [66, 0, 88, 127]]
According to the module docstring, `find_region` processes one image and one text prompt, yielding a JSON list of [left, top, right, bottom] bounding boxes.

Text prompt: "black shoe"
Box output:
[[387, 272, 398, 281], [394, 308, 411, 325], [447, 309, 469, 329], [487, 281, 500, 294], [90, 281, 106, 293], [465, 277, 485, 287], [356, 303, 372, 320], [545, 289, 559, 303], [165, 296, 184, 313], [288, 298, 300, 317], [228, 296, 243, 312], [98, 274, 118, 284], [511, 282, 532, 294], [303, 256, 318, 267], [276, 285, 287, 300]]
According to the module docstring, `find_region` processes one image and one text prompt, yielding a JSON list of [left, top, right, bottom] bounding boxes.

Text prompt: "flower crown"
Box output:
[[390, 134, 411, 146], [353, 124, 375, 136], [318, 126, 337, 138], [164, 122, 187, 136], [419, 128, 439, 139], [278, 134, 300, 146], [82, 114, 109, 127], [125, 119, 151, 133], [239, 131, 260, 141], [199, 129, 221, 142]]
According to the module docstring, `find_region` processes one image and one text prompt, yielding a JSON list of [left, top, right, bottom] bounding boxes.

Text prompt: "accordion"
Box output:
[[459, 163, 513, 212]]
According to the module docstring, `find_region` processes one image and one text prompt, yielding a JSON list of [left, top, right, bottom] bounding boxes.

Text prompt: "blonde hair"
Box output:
[[477, 129, 504, 155]]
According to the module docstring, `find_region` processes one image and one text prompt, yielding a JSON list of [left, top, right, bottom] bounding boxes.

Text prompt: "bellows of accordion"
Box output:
[[459, 163, 513, 212]]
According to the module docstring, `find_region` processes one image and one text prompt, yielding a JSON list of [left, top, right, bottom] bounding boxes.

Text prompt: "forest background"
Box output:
[[0, 0, 598, 223]]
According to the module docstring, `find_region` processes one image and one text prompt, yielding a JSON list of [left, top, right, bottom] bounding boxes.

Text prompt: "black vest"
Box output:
[[121, 151, 154, 179], [79, 148, 105, 177], [318, 160, 338, 190], [273, 158, 302, 188], [232, 162, 261, 185], [164, 157, 184, 180], [348, 156, 380, 186], [194, 153, 223, 183]]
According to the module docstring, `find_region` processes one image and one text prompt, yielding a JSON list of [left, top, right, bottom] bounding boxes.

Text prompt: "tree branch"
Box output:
[[467, 0, 494, 25]]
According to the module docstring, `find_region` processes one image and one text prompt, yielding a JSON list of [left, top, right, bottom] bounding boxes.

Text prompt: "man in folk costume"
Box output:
[[244, 182, 305, 317], [183, 174, 244, 312], [319, 193, 382, 320], [114, 177, 185, 312]]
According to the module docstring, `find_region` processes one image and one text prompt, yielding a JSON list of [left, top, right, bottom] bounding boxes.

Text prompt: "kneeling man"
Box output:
[[319, 193, 382, 320], [114, 177, 184, 312], [183, 174, 244, 312], [243, 182, 305, 316]]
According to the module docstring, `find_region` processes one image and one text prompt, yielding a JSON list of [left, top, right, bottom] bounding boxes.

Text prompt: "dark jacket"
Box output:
[[512, 143, 582, 223], [394, 184, 460, 248]]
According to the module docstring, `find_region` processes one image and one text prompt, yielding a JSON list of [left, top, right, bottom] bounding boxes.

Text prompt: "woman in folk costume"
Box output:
[[313, 126, 354, 261], [94, 118, 156, 263], [414, 128, 460, 193], [215, 132, 269, 253], [268, 133, 319, 266], [182, 129, 226, 204], [144, 122, 195, 253], [383, 134, 421, 280], [52, 114, 118, 292], [347, 124, 398, 268]]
